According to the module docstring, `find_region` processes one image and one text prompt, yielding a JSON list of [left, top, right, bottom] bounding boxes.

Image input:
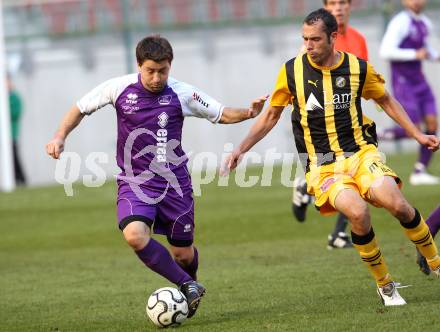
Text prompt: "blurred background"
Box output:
[[2, 0, 440, 187]]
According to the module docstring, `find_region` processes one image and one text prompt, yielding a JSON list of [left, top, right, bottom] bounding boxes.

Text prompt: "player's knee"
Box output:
[[124, 228, 150, 250], [389, 198, 412, 221], [172, 247, 193, 266], [347, 203, 369, 224]]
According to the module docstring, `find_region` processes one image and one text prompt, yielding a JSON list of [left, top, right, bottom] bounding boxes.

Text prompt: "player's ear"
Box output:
[[329, 31, 337, 44]]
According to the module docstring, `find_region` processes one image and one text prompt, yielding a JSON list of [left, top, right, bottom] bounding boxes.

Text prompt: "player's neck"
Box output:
[[338, 23, 348, 35], [407, 8, 422, 17], [314, 50, 341, 68]]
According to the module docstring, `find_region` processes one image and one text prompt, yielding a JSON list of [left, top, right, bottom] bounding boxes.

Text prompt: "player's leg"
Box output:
[[369, 176, 440, 275], [159, 190, 205, 318], [333, 188, 404, 305], [417, 205, 440, 275], [117, 182, 193, 286], [426, 205, 440, 238], [121, 220, 192, 286], [169, 244, 204, 318], [12, 141, 26, 185], [327, 213, 353, 250], [292, 177, 310, 222], [410, 90, 439, 184], [170, 245, 198, 281], [333, 189, 391, 285]]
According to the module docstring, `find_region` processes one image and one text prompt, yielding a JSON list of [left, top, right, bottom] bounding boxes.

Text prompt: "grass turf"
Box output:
[[0, 153, 439, 331]]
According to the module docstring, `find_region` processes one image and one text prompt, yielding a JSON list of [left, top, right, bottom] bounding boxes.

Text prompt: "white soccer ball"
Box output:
[[146, 287, 189, 328]]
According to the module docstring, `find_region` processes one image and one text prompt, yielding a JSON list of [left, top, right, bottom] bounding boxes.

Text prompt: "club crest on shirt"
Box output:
[[335, 76, 346, 88], [158, 95, 172, 105]]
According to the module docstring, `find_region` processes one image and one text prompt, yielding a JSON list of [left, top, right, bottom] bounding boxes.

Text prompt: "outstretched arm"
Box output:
[[46, 105, 85, 159], [375, 91, 439, 151], [225, 105, 284, 172], [219, 95, 269, 124]]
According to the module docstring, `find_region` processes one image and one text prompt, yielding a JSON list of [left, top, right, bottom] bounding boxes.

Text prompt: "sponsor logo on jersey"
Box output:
[[308, 79, 319, 88], [323, 90, 352, 111], [184, 224, 192, 233], [158, 95, 172, 105], [156, 128, 168, 163], [193, 92, 209, 108], [158, 112, 169, 128], [320, 177, 336, 193], [306, 91, 352, 112], [122, 105, 140, 114], [126, 93, 138, 104], [305, 92, 323, 111]]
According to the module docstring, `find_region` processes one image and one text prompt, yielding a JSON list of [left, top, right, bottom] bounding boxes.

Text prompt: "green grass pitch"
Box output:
[[1, 153, 439, 331]]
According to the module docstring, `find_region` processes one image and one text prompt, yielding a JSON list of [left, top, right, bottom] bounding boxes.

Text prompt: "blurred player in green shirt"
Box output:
[[7, 75, 26, 185]]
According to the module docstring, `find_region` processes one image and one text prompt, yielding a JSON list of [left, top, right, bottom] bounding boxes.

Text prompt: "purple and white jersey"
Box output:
[[380, 10, 438, 86], [77, 74, 224, 191]]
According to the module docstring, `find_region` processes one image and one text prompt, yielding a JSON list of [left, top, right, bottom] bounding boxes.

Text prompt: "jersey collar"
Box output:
[[307, 51, 345, 71]]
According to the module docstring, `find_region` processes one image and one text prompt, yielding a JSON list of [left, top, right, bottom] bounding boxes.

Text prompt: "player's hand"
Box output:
[[247, 94, 269, 119], [46, 137, 65, 159], [415, 48, 428, 60], [221, 149, 243, 176], [415, 133, 440, 152]]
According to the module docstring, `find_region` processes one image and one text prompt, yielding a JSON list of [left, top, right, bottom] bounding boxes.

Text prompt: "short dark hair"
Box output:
[[304, 8, 338, 41], [322, 0, 351, 4], [136, 35, 174, 65]]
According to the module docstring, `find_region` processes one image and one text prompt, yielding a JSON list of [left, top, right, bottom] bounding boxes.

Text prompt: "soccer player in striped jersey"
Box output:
[[293, 0, 369, 250], [379, 0, 439, 185], [227, 9, 440, 306], [46, 35, 268, 318]]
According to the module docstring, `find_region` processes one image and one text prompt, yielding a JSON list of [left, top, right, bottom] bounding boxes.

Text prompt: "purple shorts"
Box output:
[[393, 81, 437, 124], [117, 180, 195, 247]]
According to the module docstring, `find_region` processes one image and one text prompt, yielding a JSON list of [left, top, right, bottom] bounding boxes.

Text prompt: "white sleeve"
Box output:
[[76, 74, 137, 115], [380, 12, 418, 61], [423, 16, 440, 60], [169, 78, 224, 123]]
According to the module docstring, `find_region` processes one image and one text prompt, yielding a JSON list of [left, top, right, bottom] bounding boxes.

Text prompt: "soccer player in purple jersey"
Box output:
[[417, 205, 440, 274], [380, 0, 440, 185], [46, 35, 268, 318]]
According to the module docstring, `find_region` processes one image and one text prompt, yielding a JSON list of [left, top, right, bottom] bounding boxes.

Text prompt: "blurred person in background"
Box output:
[[292, 0, 368, 250], [380, 0, 440, 185], [7, 74, 27, 186]]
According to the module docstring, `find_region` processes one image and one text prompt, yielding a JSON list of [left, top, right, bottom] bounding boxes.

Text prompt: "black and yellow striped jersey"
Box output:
[[270, 52, 385, 172]]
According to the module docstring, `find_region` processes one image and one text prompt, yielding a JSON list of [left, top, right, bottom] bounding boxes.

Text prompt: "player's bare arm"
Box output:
[[219, 94, 269, 124], [375, 91, 440, 151], [226, 105, 284, 171], [46, 105, 85, 159]]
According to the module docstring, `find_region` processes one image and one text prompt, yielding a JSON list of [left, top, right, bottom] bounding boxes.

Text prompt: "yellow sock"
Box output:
[[402, 209, 440, 270], [351, 228, 392, 287]]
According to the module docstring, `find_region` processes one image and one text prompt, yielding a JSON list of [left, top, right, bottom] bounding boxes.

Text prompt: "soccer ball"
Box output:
[[146, 287, 189, 328]]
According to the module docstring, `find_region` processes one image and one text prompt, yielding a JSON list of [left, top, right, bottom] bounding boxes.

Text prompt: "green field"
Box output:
[[1, 153, 439, 332]]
